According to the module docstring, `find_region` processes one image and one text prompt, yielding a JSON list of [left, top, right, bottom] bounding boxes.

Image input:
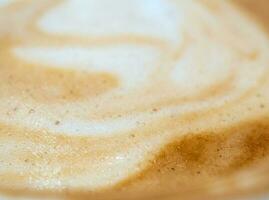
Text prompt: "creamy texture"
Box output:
[[0, 0, 269, 199]]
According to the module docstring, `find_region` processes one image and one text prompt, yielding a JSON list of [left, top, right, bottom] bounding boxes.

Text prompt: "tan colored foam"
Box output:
[[0, 0, 269, 199]]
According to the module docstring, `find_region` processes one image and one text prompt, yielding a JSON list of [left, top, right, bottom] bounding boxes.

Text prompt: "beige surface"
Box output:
[[0, 0, 269, 199]]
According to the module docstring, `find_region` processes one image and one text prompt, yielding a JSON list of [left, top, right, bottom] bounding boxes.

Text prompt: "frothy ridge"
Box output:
[[0, 0, 269, 199]]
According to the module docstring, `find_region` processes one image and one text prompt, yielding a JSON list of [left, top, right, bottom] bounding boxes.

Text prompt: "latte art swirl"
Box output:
[[0, 0, 269, 199]]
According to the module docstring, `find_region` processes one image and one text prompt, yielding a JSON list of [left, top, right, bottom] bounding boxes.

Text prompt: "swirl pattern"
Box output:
[[0, 0, 269, 199]]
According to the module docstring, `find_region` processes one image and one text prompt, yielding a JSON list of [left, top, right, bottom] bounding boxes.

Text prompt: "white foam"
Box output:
[[1, 0, 269, 196], [14, 45, 161, 89], [171, 43, 233, 93], [38, 0, 185, 45], [6, 0, 269, 138], [0, 89, 240, 136]]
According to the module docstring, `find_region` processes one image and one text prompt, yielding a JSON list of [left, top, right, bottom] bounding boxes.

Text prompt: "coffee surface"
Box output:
[[0, 0, 269, 199]]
